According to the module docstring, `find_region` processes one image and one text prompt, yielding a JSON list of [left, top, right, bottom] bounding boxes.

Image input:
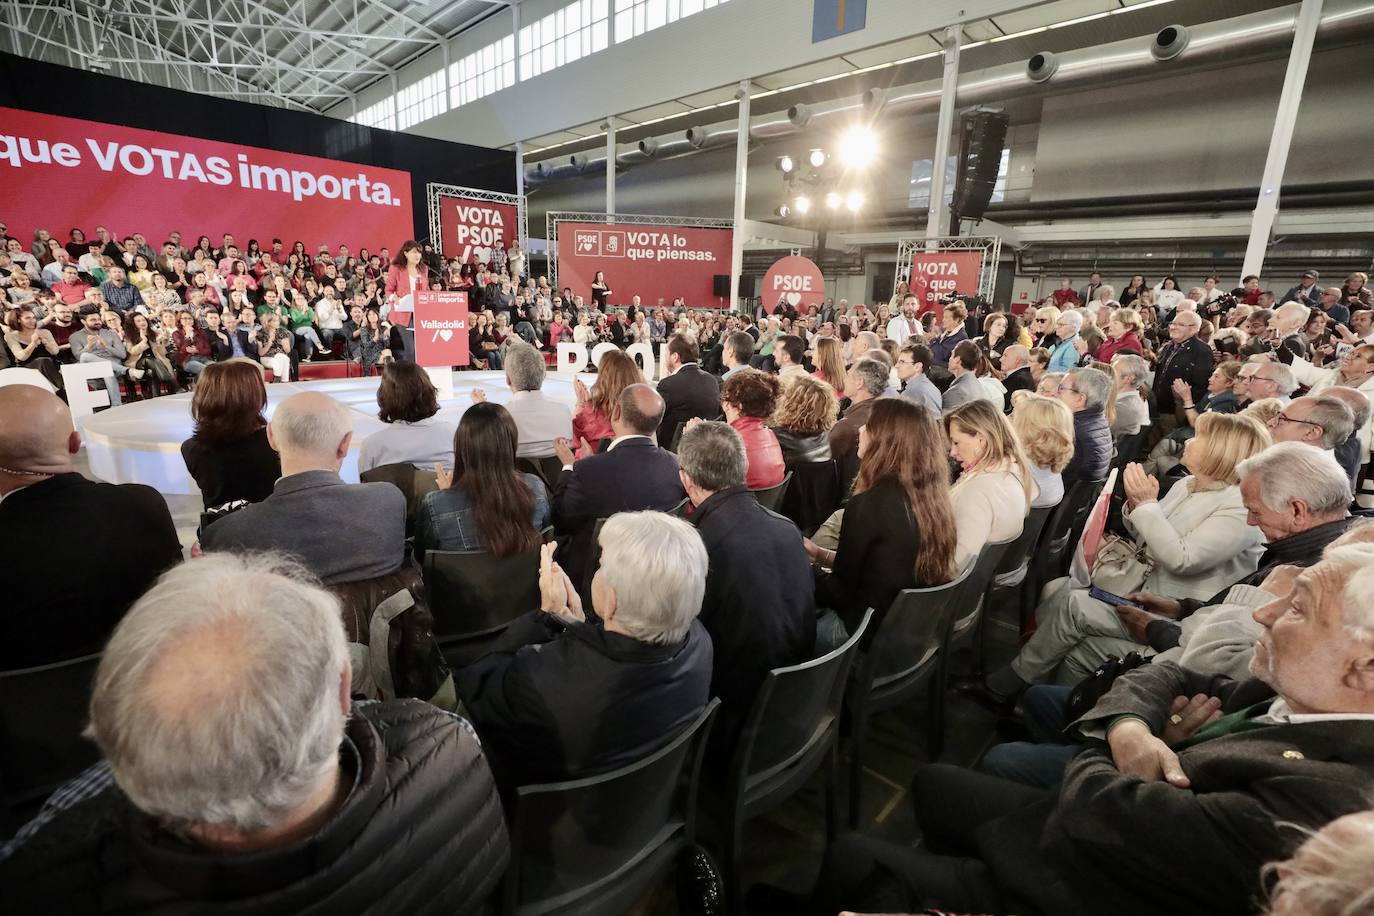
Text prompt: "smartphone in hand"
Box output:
[[1090, 586, 1144, 609]]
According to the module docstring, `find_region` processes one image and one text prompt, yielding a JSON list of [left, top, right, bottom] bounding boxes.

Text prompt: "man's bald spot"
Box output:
[[618, 383, 665, 435], [270, 392, 352, 454], [0, 385, 76, 471]]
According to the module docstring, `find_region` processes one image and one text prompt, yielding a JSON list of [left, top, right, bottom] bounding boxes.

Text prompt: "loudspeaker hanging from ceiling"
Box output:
[[950, 109, 1009, 234]]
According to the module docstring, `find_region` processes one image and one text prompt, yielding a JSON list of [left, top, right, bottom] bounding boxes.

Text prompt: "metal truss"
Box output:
[[896, 235, 1002, 302], [426, 181, 526, 253], [546, 210, 735, 293], [1, 0, 505, 112]]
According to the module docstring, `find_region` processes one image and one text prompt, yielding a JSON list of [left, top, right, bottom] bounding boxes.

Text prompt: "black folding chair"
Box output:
[[718, 610, 872, 910], [421, 544, 542, 669], [844, 560, 975, 828], [1022, 478, 1107, 623], [969, 505, 1057, 672], [501, 699, 720, 915], [750, 471, 792, 512], [0, 652, 102, 821]]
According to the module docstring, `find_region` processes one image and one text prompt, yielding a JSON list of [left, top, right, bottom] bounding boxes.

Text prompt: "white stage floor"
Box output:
[[82, 371, 589, 496]]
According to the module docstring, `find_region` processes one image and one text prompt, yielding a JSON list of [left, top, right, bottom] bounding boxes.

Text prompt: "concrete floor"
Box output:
[[74, 444, 1016, 914]]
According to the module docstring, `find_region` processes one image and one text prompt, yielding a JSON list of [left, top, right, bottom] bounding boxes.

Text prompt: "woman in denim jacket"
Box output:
[[414, 402, 549, 559]]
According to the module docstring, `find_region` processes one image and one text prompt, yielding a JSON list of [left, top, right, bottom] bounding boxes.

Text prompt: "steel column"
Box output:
[[926, 24, 960, 243]]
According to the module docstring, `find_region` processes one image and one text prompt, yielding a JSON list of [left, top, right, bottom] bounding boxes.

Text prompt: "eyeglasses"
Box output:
[[1271, 413, 1322, 429], [1056, 383, 1078, 394]]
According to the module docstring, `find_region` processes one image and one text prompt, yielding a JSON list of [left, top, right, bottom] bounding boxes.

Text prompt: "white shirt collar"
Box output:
[[608, 434, 652, 450], [1264, 697, 1374, 724]]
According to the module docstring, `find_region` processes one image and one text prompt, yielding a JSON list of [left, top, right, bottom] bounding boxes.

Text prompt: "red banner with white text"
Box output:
[[0, 106, 414, 254], [909, 251, 984, 316], [556, 221, 734, 308], [414, 290, 470, 367], [436, 194, 520, 265]]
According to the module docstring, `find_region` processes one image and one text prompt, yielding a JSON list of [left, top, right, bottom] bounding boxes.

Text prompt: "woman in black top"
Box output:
[[590, 270, 611, 309], [180, 359, 281, 510], [804, 397, 958, 637]]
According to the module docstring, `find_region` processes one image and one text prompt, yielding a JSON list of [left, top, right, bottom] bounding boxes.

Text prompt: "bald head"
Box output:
[[0, 386, 77, 488], [615, 383, 666, 436], [267, 392, 353, 471]]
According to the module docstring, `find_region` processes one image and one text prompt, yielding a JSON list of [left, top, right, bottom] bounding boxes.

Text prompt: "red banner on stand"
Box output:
[[556, 221, 734, 308], [436, 195, 520, 265], [908, 252, 984, 316], [414, 290, 470, 367], [0, 106, 413, 253], [760, 255, 826, 313]]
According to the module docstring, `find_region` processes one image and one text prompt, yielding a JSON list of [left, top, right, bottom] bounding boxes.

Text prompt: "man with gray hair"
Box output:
[[458, 512, 713, 788], [830, 357, 888, 469], [1267, 395, 1355, 457], [472, 341, 572, 459], [1117, 442, 1356, 670], [201, 391, 405, 584], [1, 553, 508, 909], [678, 421, 814, 749], [1268, 300, 1313, 362], [1239, 358, 1298, 406], [1324, 386, 1371, 488], [1057, 366, 1113, 484], [999, 343, 1035, 410], [1151, 308, 1213, 432]]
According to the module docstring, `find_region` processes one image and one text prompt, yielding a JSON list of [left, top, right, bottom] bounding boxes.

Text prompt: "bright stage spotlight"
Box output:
[[777, 155, 795, 174], [808, 148, 827, 169], [775, 204, 791, 218], [837, 127, 877, 169], [845, 190, 865, 213], [794, 195, 813, 215], [824, 191, 843, 210]]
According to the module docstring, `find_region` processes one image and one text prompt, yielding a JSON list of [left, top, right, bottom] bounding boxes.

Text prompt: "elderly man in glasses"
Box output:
[[1151, 308, 1213, 435]]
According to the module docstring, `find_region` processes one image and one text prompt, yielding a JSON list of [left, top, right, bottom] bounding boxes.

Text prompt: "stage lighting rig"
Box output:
[[772, 130, 872, 222]]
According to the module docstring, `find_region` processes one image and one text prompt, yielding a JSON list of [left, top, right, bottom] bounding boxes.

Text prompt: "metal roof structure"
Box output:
[[1, 0, 505, 111]]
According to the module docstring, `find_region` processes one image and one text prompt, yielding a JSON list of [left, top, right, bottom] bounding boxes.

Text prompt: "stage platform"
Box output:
[[82, 371, 589, 496]]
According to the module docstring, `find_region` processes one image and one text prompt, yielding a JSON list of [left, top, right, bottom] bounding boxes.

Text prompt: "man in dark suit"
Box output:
[[999, 344, 1035, 411], [552, 384, 686, 587], [457, 512, 713, 789], [656, 333, 721, 447], [1151, 309, 1213, 433], [761, 539, 1374, 916], [202, 392, 405, 585], [0, 386, 182, 669], [679, 421, 814, 754]]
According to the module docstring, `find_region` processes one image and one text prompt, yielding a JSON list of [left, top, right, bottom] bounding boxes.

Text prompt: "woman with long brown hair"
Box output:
[[804, 397, 958, 643], [179, 358, 280, 510], [413, 401, 550, 558], [571, 348, 645, 458], [811, 336, 846, 390]]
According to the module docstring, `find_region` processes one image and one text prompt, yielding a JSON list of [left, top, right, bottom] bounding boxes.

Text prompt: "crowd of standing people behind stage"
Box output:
[[5, 220, 1374, 914]]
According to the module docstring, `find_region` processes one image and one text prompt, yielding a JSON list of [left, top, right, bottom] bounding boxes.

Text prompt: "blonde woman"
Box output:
[[944, 399, 1034, 566], [1031, 305, 1062, 348], [1011, 394, 1074, 508], [771, 374, 840, 463], [984, 412, 1274, 698]]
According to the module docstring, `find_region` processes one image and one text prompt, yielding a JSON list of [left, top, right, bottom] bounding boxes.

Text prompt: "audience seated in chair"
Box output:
[[1057, 366, 1114, 485], [828, 357, 887, 472], [1011, 394, 1074, 509], [979, 412, 1272, 704], [754, 535, 1374, 915], [944, 399, 1034, 567], [456, 512, 713, 789], [357, 361, 457, 474], [655, 332, 722, 448], [413, 401, 549, 560], [470, 342, 571, 460], [677, 421, 814, 749], [180, 358, 280, 511], [570, 348, 643, 459], [550, 383, 685, 587], [0, 385, 182, 669], [805, 398, 959, 649], [771, 374, 838, 464], [718, 368, 785, 490], [0, 554, 509, 910], [200, 391, 405, 584]]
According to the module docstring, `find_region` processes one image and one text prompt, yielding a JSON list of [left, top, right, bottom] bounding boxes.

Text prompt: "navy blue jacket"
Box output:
[[1064, 408, 1112, 485]]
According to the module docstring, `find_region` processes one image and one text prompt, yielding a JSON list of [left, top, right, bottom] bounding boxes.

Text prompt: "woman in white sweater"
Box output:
[[985, 411, 1274, 693], [1287, 343, 1374, 464], [945, 399, 1034, 567]]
